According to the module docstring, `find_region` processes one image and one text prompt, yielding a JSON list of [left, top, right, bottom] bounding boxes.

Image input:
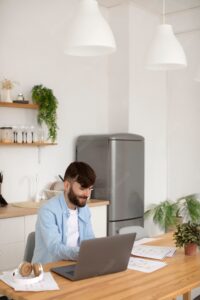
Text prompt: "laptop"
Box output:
[[51, 233, 136, 281]]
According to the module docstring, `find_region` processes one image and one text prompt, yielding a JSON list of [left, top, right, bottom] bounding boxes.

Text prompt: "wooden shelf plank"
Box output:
[[0, 102, 38, 109], [0, 142, 57, 146]]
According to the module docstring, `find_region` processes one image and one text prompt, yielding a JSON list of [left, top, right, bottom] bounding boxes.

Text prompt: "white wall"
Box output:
[[108, 3, 167, 217], [127, 4, 200, 207], [108, 2, 200, 235], [128, 4, 167, 236], [167, 7, 200, 200], [108, 2, 130, 132], [0, 0, 110, 202], [129, 4, 167, 210]]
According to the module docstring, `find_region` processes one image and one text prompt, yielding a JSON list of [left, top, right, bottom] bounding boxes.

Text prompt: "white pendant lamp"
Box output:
[[146, 0, 187, 70], [64, 0, 116, 56]]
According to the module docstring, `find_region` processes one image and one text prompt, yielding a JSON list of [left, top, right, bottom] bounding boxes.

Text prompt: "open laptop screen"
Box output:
[[51, 233, 136, 281]]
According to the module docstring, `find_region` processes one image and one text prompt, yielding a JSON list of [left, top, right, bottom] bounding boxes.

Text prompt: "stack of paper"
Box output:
[[128, 257, 167, 273], [132, 245, 176, 260], [0, 271, 59, 292], [134, 237, 160, 246]]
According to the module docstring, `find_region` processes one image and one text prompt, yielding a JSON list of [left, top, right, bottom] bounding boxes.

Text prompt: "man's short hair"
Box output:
[[64, 161, 96, 188]]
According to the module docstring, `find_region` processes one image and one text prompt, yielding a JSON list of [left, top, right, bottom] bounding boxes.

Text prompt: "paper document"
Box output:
[[134, 238, 160, 246], [165, 247, 176, 257], [128, 257, 167, 273], [132, 245, 176, 260], [0, 271, 59, 292]]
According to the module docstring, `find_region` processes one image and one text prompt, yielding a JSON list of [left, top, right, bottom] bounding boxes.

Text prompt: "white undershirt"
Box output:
[[66, 208, 79, 247]]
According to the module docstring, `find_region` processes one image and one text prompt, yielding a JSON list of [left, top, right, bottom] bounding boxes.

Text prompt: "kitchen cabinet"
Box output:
[[0, 217, 25, 271], [0, 200, 108, 271], [24, 215, 38, 243], [90, 205, 107, 238]]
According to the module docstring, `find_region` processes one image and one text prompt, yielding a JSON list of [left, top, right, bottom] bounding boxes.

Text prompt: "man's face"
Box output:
[[67, 181, 93, 207]]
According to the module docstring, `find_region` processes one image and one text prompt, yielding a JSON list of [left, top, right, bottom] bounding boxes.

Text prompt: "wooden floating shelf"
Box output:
[[0, 142, 57, 146], [0, 102, 38, 109]]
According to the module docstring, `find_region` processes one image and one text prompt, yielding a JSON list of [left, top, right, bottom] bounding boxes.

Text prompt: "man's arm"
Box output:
[[37, 207, 79, 261]]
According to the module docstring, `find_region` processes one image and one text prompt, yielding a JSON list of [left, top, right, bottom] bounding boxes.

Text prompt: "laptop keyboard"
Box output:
[[66, 270, 75, 276]]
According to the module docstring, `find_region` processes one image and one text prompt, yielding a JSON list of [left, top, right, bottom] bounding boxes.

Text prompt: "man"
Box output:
[[32, 161, 96, 264]]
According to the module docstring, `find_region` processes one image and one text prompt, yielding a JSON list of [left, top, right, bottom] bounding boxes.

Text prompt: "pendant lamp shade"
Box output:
[[146, 24, 187, 70], [64, 0, 116, 56]]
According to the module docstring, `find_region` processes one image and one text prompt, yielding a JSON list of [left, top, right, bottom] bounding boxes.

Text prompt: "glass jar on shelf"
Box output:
[[37, 126, 45, 143], [12, 125, 18, 143], [1, 127, 13, 143]]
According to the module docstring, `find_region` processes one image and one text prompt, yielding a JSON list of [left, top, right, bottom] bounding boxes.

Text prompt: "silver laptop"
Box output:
[[51, 233, 136, 281]]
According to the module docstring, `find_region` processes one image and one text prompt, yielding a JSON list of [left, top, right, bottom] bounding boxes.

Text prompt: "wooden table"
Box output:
[[0, 233, 200, 300]]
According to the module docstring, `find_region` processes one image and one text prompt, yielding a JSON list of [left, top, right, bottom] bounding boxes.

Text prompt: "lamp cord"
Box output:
[[162, 0, 165, 24]]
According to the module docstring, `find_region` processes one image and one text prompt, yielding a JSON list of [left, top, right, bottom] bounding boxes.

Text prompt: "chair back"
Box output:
[[24, 232, 35, 262]]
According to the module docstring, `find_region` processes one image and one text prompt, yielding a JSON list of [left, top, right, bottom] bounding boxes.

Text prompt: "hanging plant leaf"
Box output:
[[32, 85, 58, 142]]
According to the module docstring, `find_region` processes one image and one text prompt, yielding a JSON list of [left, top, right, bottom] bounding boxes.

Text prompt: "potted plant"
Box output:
[[144, 200, 179, 232], [0, 78, 17, 102], [31, 84, 58, 142], [176, 194, 200, 222], [173, 222, 200, 255], [144, 194, 200, 232]]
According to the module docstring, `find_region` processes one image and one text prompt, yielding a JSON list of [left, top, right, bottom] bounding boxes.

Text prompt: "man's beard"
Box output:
[[68, 187, 88, 207]]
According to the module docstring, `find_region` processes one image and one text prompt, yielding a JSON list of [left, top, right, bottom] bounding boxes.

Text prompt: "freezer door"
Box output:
[[109, 140, 144, 221], [108, 218, 144, 236]]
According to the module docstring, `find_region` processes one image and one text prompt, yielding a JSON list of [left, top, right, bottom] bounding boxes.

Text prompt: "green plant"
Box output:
[[32, 84, 58, 142], [173, 222, 200, 248], [176, 194, 200, 222], [144, 200, 178, 232], [144, 194, 200, 232]]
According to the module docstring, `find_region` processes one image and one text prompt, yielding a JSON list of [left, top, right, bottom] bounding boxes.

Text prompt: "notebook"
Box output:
[[51, 233, 136, 281]]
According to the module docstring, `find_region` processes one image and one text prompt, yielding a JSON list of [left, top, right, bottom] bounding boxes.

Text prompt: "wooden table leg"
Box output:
[[183, 291, 191, 300]]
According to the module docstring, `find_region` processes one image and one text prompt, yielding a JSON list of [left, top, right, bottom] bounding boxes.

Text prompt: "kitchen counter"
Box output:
[[0, 199, 109, 219]]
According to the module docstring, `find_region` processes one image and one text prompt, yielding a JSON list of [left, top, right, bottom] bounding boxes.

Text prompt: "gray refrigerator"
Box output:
[[76, 133, 144, 236]]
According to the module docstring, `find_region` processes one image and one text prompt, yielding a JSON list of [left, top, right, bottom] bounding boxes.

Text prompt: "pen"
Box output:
[[58, 175, 64, 182]]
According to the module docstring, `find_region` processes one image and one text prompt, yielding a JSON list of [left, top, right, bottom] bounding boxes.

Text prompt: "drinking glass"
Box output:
[[12, 125, 18, 143], [30, 126, 35, 143], [20, 125, 25, 143], [37, 127, 45, 143]]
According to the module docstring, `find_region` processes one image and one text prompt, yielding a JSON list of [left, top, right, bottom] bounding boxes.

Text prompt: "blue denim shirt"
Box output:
[[32, 192, 95, 264]]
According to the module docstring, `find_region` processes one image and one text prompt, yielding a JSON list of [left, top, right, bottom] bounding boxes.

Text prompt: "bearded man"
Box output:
[[32, 161, 96, 263]]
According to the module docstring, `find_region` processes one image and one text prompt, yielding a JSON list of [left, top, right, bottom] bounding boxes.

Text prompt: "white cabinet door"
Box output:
[[0, 217, 25, 271], [90, 206, 107, 237], [0, 242, 24, 271], [24, 215, 37, 243], [0, 217, 24, 244]]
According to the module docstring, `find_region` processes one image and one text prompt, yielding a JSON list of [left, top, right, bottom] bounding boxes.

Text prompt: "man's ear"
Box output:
[[64, 180, 70, 192]]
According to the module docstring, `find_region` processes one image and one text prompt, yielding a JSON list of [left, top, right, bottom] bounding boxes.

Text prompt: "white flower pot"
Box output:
[[1, 89, 12, 102]]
